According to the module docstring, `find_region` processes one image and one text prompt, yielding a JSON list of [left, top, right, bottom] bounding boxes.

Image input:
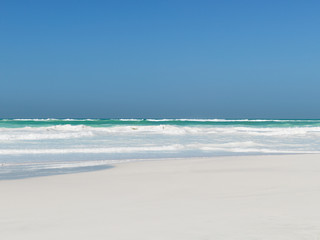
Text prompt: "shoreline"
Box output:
[[1, 152, 315, 181], [1, 154, 320, 239]]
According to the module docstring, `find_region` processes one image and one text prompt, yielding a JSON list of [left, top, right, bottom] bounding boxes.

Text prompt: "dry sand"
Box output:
[[1, 154, 320, 240]]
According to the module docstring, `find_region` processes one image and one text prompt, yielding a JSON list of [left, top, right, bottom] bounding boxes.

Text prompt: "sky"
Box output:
[[0, 0, 319, 118]]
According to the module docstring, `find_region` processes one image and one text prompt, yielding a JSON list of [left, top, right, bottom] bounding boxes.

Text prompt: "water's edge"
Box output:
[[1, 119, 319, 180]]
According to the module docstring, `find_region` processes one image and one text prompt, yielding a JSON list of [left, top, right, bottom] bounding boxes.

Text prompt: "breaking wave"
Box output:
[[1, 118, 320, 179]]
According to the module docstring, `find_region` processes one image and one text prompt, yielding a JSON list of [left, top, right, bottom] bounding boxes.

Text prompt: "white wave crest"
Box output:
[[1, 124, 320, 141], [143, 119, 319, 122], [0, 144, 184, 155]]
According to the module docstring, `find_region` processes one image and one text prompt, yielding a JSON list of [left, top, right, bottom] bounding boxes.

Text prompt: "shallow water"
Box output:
[[1, 119, 320, 179]]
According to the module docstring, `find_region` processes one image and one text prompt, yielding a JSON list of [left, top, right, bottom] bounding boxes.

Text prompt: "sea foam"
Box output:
[[1, 118, 320, 179]]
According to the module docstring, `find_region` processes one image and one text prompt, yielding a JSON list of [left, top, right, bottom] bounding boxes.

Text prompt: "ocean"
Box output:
[[1, 118, 320, 179]]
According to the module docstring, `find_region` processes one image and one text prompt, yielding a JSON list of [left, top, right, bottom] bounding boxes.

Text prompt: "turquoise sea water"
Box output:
[[2, 118, 320, 128], [1, 119, 320, 179]]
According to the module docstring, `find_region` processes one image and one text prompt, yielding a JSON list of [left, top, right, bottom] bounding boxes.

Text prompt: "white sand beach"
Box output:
[[1, 154, 320, 240]]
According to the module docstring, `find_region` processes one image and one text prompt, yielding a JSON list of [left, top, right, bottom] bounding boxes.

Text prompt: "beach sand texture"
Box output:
[[1, 154, 320, 240]]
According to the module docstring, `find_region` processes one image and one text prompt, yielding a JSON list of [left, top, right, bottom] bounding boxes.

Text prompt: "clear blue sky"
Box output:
[[1, 0, 319, 118]]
